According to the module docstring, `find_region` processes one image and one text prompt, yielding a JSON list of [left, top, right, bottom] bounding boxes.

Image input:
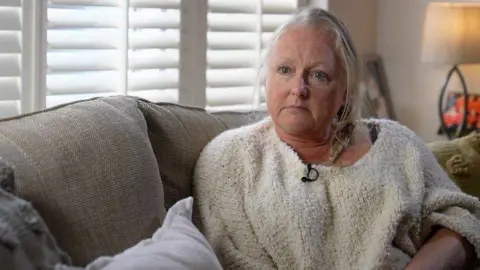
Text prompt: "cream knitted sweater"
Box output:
[[193, 118, 480, 270]]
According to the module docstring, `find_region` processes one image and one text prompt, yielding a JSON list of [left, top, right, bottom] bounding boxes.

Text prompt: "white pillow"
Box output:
[[76, 197, 222, 270]]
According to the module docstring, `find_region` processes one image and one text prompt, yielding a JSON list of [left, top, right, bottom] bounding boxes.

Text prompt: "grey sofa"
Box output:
[[1, 95, 477, 268], [0, 96, 264, 266]]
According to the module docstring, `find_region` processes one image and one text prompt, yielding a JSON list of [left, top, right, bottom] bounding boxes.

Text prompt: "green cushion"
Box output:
[[427, 132, 480, 197]]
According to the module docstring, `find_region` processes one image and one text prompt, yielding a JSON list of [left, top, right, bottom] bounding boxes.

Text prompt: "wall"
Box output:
[[310, 0, 378, 58], [311, 0, 480, 142], [378, 0, 480, 142]]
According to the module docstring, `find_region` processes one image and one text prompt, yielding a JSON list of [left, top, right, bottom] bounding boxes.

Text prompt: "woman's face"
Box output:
[[265, 25, 345, 140]]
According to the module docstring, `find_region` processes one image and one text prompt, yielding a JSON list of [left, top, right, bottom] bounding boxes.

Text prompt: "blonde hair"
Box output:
[[258, 7, 361, 159]]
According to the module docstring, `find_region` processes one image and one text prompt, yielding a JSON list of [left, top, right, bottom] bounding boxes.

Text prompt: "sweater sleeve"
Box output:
[[192, 134, 276, 270], [418, 143, 480, 258]]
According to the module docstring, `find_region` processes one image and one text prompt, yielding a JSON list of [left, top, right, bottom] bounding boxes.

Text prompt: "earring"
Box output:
[[332, 114, 339, 124]]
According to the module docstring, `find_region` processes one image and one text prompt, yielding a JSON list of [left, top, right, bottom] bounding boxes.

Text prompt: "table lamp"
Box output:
[[421, 2, 480, 139]]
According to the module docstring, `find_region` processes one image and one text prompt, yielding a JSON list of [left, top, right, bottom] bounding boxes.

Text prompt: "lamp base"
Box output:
[[438, 65, 469, 140]]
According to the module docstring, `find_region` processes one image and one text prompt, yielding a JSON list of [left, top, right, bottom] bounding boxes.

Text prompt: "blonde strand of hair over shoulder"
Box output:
[[256, 7, 361, 158]]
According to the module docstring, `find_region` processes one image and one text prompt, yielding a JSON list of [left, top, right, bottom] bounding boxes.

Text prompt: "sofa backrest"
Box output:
[[0, 97, 166, 266]]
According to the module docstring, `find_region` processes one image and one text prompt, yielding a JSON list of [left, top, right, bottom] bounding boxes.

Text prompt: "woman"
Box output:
[[193, 7, 480, 270]]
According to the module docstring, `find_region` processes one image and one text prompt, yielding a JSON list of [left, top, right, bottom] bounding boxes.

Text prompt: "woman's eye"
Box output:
[[278, 66, 291, 74], [313, 71, 329, 81]]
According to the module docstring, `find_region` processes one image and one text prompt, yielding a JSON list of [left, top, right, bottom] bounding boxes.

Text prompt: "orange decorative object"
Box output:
[[442, 93, 480, 132]]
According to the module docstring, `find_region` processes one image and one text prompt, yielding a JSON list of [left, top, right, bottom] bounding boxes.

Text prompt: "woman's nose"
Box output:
[[291, 76, 308, 98]]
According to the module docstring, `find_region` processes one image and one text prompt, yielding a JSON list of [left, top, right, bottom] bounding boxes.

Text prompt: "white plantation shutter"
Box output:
[[0, 1, 22, 117], [206, 0, 300, 111], [46, 0, 181, 108], [0, 0, 309, 118]]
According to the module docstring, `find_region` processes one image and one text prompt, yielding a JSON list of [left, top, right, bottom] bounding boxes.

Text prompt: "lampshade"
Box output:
[[421, 2, 480, 64]]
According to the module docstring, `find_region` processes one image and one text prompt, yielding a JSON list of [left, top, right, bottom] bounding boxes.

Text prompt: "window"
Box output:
[[46, 0, 181, 108], [0, 0, 23, 118], [0, 0, 307, 117], [206, 0, 301, 111]]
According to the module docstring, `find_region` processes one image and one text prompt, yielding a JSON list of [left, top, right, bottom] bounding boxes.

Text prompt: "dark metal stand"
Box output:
[[438, 65, 469, 140]]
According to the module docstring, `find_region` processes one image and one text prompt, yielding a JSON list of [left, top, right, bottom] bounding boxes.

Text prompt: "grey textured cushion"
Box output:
[[137, 102, 227, 210], [137, 100, 266, 210], [0, 96, 166, 266], [212, 110, 267, 129]]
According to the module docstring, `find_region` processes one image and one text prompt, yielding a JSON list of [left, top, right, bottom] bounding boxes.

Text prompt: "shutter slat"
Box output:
[[0, 77, 20, 100], [208, 0, 255, 13], [207, 68, 256, 88], [263, 0, 297, 13], [262, 32, 273, 47], [206, 86, 256, 106], [0, 55, 20, 77], [47, 92, 119, 108], [0, 32, 20, 53], [48, 7, 119, 29], [127, 89, 178, 103], [208, 13, 257, 32], [128, 69, 178, 91], [129, 29, 179, 49], [262, 14, 292, 31], [48, 50, 117, 72], [48, 0, 118, 6], [49, 0, 182, 9], [208, 32, 257, 49], [0, 7, 21, 31], [129, 49, 179, 70], [207, 50, 256, 68], [208, 13, 291, 32], [47, 71, 119, 94], [130, 0, 181, 9], [48, 29, 118, 50], [209, 0, 297, 14], [130, 9, 180, 29], [2, 0, 21, 7], [0, 101, 20, 118]]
